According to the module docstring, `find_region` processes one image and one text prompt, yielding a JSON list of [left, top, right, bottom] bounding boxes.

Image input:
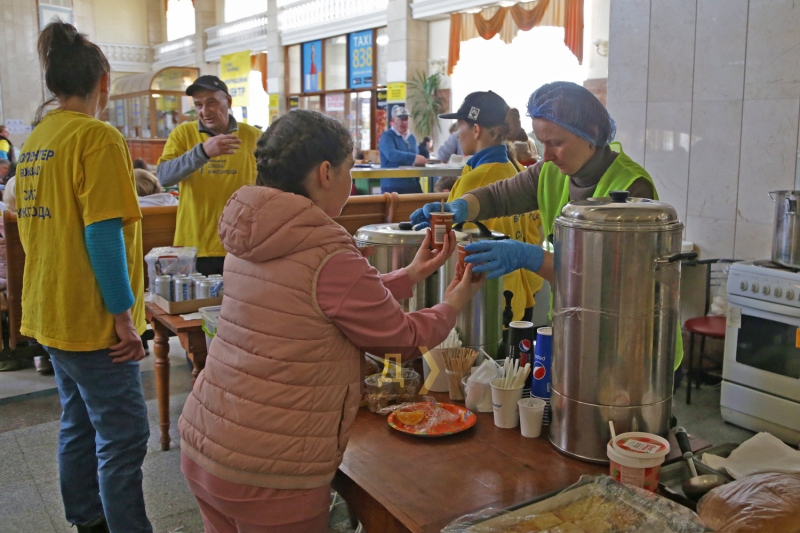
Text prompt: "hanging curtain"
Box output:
[[563, 0, 583, 64], [447, 0, 583, 75], [250, 52, 268, 93]]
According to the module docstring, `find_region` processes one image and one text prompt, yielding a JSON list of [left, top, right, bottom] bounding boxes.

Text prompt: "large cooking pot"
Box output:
[[550, 191, 695, 463], [439, 222, 506, 358], [769, 190, 800, 269], [354, 223, 463, 312]]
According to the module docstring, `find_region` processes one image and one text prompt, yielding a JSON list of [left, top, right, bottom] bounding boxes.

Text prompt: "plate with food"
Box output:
[[388, 402, 476, 437]]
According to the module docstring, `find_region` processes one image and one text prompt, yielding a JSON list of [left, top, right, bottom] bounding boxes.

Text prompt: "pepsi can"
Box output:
[[533, 326, 553, 424], [507, 321, 534, 388]]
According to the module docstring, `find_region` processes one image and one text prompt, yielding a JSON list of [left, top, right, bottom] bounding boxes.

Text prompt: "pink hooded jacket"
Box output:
[[179, 186, 456, 491]]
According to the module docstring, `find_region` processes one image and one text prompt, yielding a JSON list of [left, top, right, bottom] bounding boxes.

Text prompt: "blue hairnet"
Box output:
[[526, 81, 616, 146]]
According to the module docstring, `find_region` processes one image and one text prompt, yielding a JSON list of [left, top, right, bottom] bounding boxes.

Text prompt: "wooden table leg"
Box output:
[[183, 329, 208, 387], [152, 319, 171, 451]]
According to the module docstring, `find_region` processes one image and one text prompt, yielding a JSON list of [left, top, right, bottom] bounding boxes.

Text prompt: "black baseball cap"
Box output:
[[186, 75, 229, 96], [440, 91, 509, 127]]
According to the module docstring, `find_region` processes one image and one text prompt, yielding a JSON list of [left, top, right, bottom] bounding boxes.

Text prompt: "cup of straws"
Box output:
[[442, 348, 479, 401]]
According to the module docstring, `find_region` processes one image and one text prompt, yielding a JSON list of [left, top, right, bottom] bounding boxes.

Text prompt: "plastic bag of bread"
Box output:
[[697, 472, 800, 533]]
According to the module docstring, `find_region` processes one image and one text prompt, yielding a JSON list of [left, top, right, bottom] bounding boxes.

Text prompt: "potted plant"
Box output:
[[408, 71, 445, 142]]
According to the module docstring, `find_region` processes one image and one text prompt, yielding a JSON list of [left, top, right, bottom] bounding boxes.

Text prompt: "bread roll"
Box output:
[[697, 472, 800, 533]]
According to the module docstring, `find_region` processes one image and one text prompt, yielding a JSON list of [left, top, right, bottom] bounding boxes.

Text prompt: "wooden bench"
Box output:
[[2, 212, 36, 352]]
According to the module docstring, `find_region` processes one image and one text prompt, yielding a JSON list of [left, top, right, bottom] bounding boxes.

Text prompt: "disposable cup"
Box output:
[[607, 432, 670, 492], [517, 397, 546, 438], [490, 377, 523, 428], [445, 368, 467, 401], [430, 212, 454, 250], [422, 348, 450, 392]]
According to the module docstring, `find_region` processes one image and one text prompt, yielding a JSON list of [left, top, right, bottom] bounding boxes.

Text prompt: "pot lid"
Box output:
[[557, 190, 681, 228], [453, 221, 508, 242], [354, 223, 468, 245]]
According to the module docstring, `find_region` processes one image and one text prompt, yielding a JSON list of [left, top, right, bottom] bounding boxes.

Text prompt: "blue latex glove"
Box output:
[[464, 240, 544, 279], [410, 198, 468, 230]]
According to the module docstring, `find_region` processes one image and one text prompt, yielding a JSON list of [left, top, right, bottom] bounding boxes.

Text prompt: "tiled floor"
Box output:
[[0, 341, 756, 533]]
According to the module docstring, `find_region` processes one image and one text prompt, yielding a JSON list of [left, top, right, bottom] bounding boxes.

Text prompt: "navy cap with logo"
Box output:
[[186, 75, 230, 96], [440, 91, 509, 127]]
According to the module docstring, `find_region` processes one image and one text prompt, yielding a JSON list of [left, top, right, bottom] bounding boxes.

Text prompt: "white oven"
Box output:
[[723, 264, 800, 445]]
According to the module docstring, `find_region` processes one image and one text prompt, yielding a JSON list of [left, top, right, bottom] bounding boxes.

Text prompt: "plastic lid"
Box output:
[[613, 432, 670, 457], [355, 223, 468, 245], [557, 193, 681, 229]]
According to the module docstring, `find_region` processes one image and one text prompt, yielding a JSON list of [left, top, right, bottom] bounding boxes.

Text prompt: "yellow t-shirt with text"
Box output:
[[15, 110, 146, 351], [159, 121, 259, 257], [448, 161, 544, 321]]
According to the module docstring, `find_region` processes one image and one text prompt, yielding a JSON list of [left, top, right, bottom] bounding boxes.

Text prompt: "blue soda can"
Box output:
[[532, 326, 553, 399]]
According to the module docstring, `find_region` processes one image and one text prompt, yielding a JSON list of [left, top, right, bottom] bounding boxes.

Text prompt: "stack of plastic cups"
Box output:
[[532, 327, 552, 425]]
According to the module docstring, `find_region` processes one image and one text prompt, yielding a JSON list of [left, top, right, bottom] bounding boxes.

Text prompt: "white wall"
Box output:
[[93, 0, 149, 45], [584, 0, 610, 80], [608, 0, 800, 261]]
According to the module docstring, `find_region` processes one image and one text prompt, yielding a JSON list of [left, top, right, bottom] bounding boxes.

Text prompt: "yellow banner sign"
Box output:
[[220, 50, 251, 107], [387, 82, 406, 103], [269, 94, 280, 109]]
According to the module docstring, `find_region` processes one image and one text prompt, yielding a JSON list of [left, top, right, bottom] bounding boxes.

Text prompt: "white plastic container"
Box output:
[[607, 432, 670, 493], [518, 398, 546, 438], [199, 305, 221, 352], [490, 378, 524, 428]]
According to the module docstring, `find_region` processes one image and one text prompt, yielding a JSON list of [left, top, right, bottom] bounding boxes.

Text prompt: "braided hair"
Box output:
[[255, 110, 353, 197]]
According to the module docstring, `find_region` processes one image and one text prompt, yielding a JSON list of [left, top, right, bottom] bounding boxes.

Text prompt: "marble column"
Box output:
[[387, 0, 428, 130], [193, 0, 218, 75], [266, 0, 285, 115]]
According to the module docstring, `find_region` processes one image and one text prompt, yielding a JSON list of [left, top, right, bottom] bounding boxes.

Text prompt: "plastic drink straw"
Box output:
[[441, 200, 445, 213], [609, 420, 616, 441]]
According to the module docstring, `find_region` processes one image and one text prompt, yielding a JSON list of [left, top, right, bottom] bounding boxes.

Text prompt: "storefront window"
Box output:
[[288, 45, 301, 94], [325, 36, 348, 91], [299, 95, 321, 112], [376, 27, 388, 87]]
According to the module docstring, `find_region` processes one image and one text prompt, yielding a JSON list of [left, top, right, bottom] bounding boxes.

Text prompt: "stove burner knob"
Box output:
[[740, 281, 748, 291], [762, 284, 771, 295], [774, 287, 783, 298], [787, 290, 795, 301], [751, 283, 759, 293]]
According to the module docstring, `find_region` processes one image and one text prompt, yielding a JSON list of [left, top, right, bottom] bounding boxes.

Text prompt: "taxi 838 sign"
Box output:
[[349, 30, 373, 89], [220, 51, 251, 107]]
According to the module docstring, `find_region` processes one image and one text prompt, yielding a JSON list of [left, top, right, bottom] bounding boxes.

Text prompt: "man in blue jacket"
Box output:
[[378, 106, 427, 193]]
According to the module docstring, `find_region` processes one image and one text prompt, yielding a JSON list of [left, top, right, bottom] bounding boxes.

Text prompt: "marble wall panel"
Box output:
[[647, 0, 697, 103], [607, 101, 647, 165], [744, 0, 800, 100], [607, 0, 650, 105], [734, 219, 773, 260], [686, 100, 743, 221], [693, 0, 747, 102], [685, 215, 736, 259]]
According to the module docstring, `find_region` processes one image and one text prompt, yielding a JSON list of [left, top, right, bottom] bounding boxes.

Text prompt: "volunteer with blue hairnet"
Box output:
[[412, 82, 682, 368]]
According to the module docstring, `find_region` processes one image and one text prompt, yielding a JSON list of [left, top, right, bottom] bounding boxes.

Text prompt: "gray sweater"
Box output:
[[472, 145, 654, 223]]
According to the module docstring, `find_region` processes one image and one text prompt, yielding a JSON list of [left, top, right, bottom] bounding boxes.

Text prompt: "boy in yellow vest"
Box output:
[[157, 75, 260, 275], [410, 81, 684, 370]]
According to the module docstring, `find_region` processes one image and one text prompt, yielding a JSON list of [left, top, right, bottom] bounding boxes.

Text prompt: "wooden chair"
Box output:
[[388, 192, 448, 224], [684, 258, 739, 404], [140, 205, 178, 255], [333, 193, 392, 235], [3, 211, 34, 350]]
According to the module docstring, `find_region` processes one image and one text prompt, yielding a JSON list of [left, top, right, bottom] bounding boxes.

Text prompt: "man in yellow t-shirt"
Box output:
[[157, 75, 259, 275]]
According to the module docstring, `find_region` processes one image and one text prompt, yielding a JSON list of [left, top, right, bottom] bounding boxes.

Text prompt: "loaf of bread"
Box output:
[[697, 472, 800, 533]]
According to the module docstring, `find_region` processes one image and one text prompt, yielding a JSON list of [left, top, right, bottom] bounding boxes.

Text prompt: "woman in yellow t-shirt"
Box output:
[[16, 22, 151, 533], [440, 91, 543, 321]]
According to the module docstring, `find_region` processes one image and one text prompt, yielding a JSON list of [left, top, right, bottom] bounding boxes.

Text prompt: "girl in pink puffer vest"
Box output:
[[178, 110, 485, 533]]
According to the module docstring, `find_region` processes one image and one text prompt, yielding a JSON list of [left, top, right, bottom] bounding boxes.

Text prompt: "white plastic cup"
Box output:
[[518, 398, 546, 438], [490, 378, 524, 428], [422, 348, 450, 392], [607, 432, 671, 493]]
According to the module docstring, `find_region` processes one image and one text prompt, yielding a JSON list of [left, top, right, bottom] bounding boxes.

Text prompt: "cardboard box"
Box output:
[[153, 294, 223, 315]]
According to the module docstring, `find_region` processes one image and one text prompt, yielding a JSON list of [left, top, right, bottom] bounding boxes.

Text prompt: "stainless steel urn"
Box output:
[[438, 222, 506, 358], [769, 190, 800, 269], [550, 191, 691, 463], [355, 223, 454, 312]]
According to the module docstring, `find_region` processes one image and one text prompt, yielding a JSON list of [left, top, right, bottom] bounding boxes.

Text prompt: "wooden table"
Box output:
[[334, 394, 711, 533], [145, 301, 207, 451]]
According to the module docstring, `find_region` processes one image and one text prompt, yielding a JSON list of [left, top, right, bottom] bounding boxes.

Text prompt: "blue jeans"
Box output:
[[47, 347, 152, 533]]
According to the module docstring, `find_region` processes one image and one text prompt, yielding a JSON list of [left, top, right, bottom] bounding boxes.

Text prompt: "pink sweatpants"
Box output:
[[181, 453, 331, 533]]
